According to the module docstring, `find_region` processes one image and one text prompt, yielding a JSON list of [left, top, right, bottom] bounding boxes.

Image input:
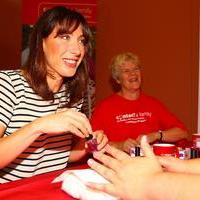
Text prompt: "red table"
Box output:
[[0, 164, 88, 200]]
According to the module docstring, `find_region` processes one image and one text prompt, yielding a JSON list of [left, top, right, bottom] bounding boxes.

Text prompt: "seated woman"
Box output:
[[0, 6, 107, 183], [91, 52, 188, 153]]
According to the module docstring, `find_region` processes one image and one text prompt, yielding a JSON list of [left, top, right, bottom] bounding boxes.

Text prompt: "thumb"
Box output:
[[140, 135, 155, 158]]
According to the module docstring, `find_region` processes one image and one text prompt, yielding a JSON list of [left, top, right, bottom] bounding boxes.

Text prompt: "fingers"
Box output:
[[158, 156, 183, 172], [93, 130, 108, 150], [87, 158, 118, 183], [86, 182, 117, 198], [66, 124, 86, 138], [136, 134, 144, 143], [62, 109, 92, 137], [123, 139, 138, 153], [90, 145, 131, 175], [104, 145, 130, 161], [140, 136, 155, 158], [94, 130, 104, 144], [40, 109, 93, 138]]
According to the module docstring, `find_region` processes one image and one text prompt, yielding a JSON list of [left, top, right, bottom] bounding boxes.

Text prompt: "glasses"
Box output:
[[121, 66, 141, 74]]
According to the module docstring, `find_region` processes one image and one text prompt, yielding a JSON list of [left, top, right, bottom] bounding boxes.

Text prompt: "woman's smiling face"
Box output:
[[117, 60, 142, 92], [43, 24, 86, 80]]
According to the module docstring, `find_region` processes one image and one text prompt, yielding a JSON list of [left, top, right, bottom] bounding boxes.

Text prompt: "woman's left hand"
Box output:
[[86, 130, 108, 152]]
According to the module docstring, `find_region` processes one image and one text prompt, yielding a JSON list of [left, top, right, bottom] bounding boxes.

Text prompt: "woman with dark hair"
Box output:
[[0, 6, 107, 183]]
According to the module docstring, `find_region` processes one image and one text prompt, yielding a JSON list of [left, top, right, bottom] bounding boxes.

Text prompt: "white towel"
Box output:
[[52, 168, 118, 200]]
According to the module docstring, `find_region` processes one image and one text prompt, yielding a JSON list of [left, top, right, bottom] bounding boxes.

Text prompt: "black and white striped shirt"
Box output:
[[0, 70, 82, 183]]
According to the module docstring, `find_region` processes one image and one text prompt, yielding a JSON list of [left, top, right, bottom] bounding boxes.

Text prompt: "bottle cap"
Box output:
[[85, 134, 93, 141]]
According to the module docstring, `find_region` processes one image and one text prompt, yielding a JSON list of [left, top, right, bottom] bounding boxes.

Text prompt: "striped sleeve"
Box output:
[[0, 71, 16, 127]]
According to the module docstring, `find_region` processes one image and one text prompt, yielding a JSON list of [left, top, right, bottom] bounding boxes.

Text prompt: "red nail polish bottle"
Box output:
[[86, 134, 98, 152]]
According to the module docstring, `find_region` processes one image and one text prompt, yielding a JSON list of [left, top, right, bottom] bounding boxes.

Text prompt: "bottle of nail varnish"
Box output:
[[85, 134, 98, 152]]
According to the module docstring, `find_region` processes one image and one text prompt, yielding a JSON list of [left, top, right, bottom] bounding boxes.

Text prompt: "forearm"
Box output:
[[147, 128, 188, 144], [146, 172, 200, 200], [0, 121, 42, 169], [161, 128, 188, 142]]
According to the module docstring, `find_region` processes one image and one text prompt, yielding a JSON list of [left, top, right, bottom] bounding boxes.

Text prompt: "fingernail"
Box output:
[[93, 151, 101, 157], [87, 159, 94, 166], [142, 135, 147, 143]]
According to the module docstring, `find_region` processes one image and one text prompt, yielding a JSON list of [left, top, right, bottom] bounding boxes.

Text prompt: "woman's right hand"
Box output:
[[122, 138, 138, 153], [34, 108, 92, 138]]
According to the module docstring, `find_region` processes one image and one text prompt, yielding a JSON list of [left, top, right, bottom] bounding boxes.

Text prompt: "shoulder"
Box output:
[[0, 69, 21, 76], [0, 69, 29, 97], [0, 69, 24, 83], [0, 70, 20, 90]]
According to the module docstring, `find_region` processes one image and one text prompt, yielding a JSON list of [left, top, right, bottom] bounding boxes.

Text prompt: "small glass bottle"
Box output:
[[85, 134, 98, 152], [190, 134, 200, 159], [129, 146, 143, 157]]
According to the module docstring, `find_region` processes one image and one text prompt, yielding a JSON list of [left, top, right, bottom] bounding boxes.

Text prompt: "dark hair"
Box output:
[[23, 6, 91, 106]]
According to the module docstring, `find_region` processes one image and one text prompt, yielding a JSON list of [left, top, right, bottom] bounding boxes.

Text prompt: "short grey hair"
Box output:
[[109, 52, 140, 81]]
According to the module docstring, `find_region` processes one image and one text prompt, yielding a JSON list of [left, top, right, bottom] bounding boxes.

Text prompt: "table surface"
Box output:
[[0, 140, 191, 200], [0, 164, 88, 200]]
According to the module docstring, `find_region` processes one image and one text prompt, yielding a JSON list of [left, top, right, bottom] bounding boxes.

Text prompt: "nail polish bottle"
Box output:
[[85, 134, 98, 152]]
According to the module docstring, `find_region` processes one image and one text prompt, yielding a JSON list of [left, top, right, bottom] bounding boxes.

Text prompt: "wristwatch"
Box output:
[[158, 130, 163, 142]]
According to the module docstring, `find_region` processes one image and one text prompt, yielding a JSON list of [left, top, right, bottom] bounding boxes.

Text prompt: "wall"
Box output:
[[0, 0, 21, 69], [199, 18, 200, 132], [96, 0, 199, 134], [0, 0, 199, 134]]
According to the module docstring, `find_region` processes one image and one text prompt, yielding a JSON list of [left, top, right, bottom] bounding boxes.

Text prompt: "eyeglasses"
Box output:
[[121, 66, 141, 74]]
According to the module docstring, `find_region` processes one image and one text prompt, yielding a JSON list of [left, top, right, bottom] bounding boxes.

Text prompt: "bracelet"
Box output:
[[158, 130, 163, 142]]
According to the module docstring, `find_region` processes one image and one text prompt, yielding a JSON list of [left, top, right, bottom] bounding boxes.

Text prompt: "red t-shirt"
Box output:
[[91, 93, 186, 142]]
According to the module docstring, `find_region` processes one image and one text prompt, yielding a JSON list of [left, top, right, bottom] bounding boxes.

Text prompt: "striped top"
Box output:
[[0, 70, 82, 183]]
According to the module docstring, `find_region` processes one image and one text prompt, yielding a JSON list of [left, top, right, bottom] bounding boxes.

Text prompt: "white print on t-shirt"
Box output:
[[116, 112, 152, 124]]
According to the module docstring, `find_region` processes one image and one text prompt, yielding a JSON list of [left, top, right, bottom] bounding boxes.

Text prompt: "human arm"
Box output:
[[0, 123, 42, 169], [0, 109, 92, 169], [109, 138, 138, 153], [146, 171, 200, 200], [135, 97, 189, 144], [136, 127, 188, 144], [87, 137, 200, 200]]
